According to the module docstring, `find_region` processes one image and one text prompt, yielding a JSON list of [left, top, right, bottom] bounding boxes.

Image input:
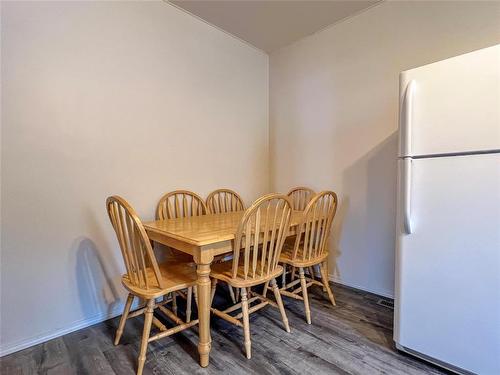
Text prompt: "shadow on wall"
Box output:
[[329, 195, 349, 277], [330, 132, 398, 294], [74, 237, 120, 318], [74, 208, 124, 319]]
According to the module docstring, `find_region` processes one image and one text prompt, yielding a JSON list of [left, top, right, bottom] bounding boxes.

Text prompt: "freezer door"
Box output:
[[394, 153, 500, 374], [399, 44, 500, 157]]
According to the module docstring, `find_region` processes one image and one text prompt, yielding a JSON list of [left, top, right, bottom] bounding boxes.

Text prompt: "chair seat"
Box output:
[[122, 261, 197, 299], [211, 261, 284, 288], [279, 244, 328, 267]]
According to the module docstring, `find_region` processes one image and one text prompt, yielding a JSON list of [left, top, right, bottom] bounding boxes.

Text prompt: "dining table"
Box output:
[[143, 209, 304, 367]]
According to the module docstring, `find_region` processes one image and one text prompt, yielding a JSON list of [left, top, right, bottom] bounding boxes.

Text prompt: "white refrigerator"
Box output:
[[394, 44, 500, 374]]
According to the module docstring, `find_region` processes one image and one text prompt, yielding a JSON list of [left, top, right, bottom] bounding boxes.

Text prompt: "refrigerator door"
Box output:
[[394, 153, 500, 374], [399, 44, 500, 158]]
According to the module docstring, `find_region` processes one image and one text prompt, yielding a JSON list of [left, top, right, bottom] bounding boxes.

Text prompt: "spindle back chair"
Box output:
[[156, 190, 207, 220], [107, 195, 164, 291], [231, 194, 292, 283], [209, 194, 292, 359], [205, 188, 245, 302], [287, 186, 315, 211], [277, 191, 338, 324], [290, 190, 337, 263], [107, 196, 198, 375], [156, 190, 207, 264], [206, 188, 245, 214]]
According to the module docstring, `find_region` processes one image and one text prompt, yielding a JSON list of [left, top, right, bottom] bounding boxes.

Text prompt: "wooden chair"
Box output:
[[107, 196, 198, 375], [206, 188, 245, 214], [206, 188, 246, 303], [287, 186, 315, 211], [209, 194, 292, 359], [277, 191, 338, 324], [155, 190, 207, 263], [285, 187, 316, 279], [156, 190, 208, 220], [156, 190, 208, 309]]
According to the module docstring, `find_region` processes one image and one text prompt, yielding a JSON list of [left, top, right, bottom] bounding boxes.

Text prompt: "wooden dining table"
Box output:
[[143, 210, 304, 367]]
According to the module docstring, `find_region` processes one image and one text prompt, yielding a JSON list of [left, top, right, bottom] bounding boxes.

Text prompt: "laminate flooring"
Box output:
[[0, 282, 449, 375]]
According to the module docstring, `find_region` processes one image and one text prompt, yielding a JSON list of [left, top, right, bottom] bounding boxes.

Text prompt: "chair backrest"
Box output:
[[291, 191, 338, 262], [206, 188, 245, 214], [106, 196, 164, 290], [156, 190, 208, 220], [231, 194, 292, 282], [287, 187, 315, 211]]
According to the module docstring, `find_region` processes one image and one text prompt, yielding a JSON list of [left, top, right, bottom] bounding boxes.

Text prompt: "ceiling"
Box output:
[[170, 0, 381, 53]]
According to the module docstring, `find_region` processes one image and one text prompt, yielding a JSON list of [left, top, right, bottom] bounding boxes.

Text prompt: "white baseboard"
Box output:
[[329, 274, 394, 299], [0, 304, 127, 358]]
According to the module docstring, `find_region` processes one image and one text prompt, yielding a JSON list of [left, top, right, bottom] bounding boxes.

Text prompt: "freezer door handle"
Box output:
[[400, 80, 416, 157], [402, 157, 413, 234]]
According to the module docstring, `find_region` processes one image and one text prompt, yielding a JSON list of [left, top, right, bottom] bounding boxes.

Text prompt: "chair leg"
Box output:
[[193, 285, 198, 306], [172, 292, 178, 316], [210, 279, 218, 305], [281, 264, 287, 288], [235, 287, 240, 302], [137, 299, 154, 375], [325, 257, 331, 290], [228, 285, 236, 304], [308, 266, 315, 279], [291, 266, 296, 280], [186, 287, 193, 323], [115, 293, 134, 345], [319, 262, 336, 306], [271, 279, 290, 333], [320, 262, 326, 291], [240, 288, 251, 359], [262, 281, 269, 297], [299, 268, 311, 324]]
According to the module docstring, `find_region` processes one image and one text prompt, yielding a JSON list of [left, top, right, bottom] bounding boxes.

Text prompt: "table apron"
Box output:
[[147, 231, 234, 260], [147, 224, 298, 259], [147, 231, 199, 256]]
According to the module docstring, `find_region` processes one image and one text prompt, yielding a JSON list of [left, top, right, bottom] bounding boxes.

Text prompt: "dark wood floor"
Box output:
[[1, 282, 448, 374]]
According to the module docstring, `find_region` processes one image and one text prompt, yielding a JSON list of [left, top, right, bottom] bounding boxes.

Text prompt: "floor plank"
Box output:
[[0, 283, 449, 375]]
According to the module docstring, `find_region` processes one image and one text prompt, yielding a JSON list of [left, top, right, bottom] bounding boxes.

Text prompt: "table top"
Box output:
[[144, 210, 304, 247]]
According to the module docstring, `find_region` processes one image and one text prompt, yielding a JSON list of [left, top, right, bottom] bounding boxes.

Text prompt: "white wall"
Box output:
[[270, 1, 500, 297], [3, 0, 500, 358], [0, 1, 268, 355]]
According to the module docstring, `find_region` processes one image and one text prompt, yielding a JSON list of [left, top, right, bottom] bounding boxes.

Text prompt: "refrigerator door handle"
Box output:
[[400, 80, 416, 157], [403, 157, 413, 234]]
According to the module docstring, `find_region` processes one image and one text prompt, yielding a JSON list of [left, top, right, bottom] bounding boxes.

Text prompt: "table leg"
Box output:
[[195, 258, 213, 367]]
